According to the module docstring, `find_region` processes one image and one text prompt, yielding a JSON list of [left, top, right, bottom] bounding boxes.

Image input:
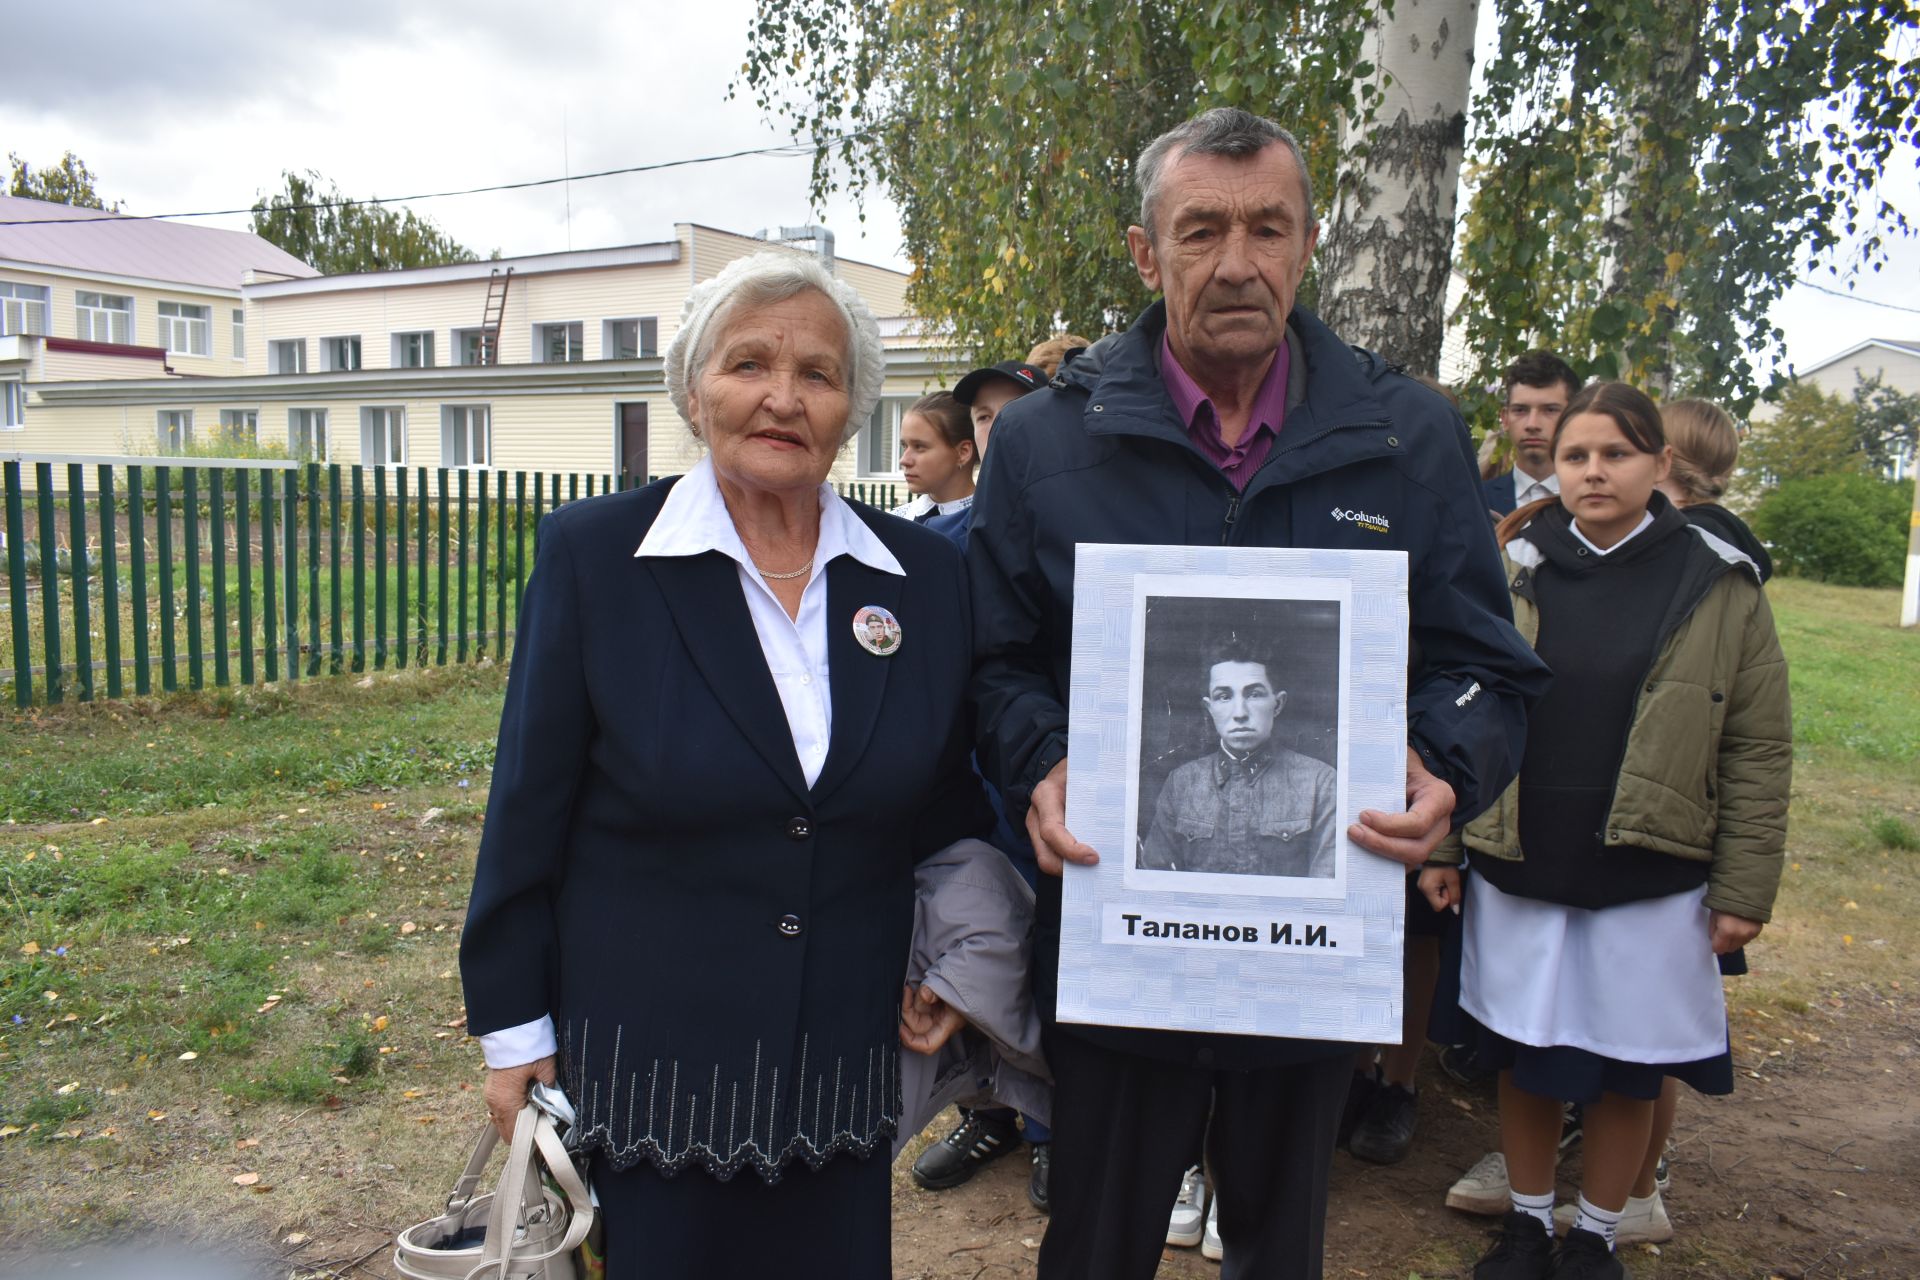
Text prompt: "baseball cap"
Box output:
[[953, 360, 1048, 405]]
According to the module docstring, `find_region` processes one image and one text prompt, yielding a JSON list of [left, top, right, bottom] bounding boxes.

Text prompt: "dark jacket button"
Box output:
[[1711, 691, 1724, 703], [787, 817, 812, 840], [777, 914, 802, 937]]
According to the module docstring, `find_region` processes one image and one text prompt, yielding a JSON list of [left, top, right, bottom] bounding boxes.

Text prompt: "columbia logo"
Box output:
[[1330, 506, 1391, 533]]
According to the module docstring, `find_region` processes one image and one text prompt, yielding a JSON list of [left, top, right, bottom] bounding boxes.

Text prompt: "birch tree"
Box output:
[[1318, 0, 1481, 376]]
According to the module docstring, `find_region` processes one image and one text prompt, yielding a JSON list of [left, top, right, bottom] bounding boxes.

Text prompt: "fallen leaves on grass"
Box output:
[[232, 1172, 261, 1187]]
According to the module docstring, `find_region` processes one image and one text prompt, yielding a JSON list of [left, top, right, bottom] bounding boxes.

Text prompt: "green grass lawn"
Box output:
[[0, 577, 1914, 1275]]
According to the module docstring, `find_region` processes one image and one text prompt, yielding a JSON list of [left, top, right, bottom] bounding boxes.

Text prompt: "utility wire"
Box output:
[[1794, 278, 1920, 315], [0, 135, 870, 227]]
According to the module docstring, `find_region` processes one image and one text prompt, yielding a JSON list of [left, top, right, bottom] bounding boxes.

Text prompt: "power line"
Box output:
[[0, 135, 871, 227], [1795, 278, 1920, 315]]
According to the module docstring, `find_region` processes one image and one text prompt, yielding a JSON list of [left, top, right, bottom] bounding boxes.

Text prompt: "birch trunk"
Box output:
[[1318, 0, 1479, 377]]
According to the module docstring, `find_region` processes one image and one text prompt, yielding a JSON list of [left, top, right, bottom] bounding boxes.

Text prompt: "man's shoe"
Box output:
[[1201, 1193, 1222, 1261], [1338, 1069, 1379, 1150], [1654, 1140, 1673, 1193], [910, 1110, 1022, 1190], [1027, 1142, 1051, 1213], [1440, 1042, 1498, 1089], [1552, 1192, 1672, 1245], [1559, 1104, 1584, 1153], [1472, 1211, 1554, 1280], [1447, 1151, 1511, 1216], [1549, 1227, 1629, 1278], [1166, 1165, 1207, 1247], [1349, 1082, 1418, 1165]]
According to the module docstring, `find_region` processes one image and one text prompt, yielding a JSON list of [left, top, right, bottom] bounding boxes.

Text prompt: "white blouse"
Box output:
[[479, 457, 905, 1069]]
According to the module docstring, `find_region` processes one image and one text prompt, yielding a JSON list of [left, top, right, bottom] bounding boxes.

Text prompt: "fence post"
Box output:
[[305, 463, 321, 678], [374, 465, 387, 671], [261, 469, 279, 684], [282, 468, 299, 682], [514, 470, 528, 621], [415, 465, 428, 667], [210, 467, 229, 690], [352, 465, 366, 674], [236, 467, 253, 688], [395, 466, 409, 671], [457, 468, 470, 663], [98, 465, 122, 699], [129, 467, 149, 696], [35, 463, 63, 704], [437, 467, 451, 667], [4, 462, 30, 706], [494, 469, 507, 658], [184, 467, 204, 690], [155, 465, 176, 694], [328, 463, 343, 677], [475, 468, 489, 660], [64, 464, 93, 702]]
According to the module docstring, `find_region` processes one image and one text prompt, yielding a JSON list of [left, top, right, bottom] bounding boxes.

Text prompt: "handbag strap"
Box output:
[[464, 1103, 596, 1280], [445, 1122, 503, 1214]]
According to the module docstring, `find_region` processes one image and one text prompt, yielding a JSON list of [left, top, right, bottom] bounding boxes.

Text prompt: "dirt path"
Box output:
[[889, 994, 1920, 1279]]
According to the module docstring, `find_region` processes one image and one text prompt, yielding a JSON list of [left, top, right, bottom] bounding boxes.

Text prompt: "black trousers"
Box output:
[[1037, 1029, 1351, 1280], [589, 1148, 889, 1280]]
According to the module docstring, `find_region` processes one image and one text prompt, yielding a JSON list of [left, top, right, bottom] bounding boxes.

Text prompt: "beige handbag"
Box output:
[[394, 1099, 594, 1280]]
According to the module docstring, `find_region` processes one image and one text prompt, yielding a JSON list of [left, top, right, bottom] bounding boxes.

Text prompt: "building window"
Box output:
[[158, 409, 194, 453], [0, 282, 50, 336], [454, 328, 491, 366], [323, 335, 363, 371], [360, 406, 406, 466], [537, 321, 585, 363], [76, 291, 133, 344], [219, 408, 259, 444], [604, 317, 658, 360], [232, 309, 245, 360], [441, 404, 492, 468], [269, 339, 307, 374], [392, 331, 436, 368], [2, 381, 23, 429], [289, 409, 329, 461], [157, 301, 211, 356], [858, 396, 912, 476]]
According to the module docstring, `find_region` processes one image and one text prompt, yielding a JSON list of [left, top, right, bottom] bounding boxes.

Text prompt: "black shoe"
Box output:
[[1549, 1227, 1629, 1278], [1027, 1141, 1051, 1213], [1473, 1212, 1554, 1280], [1337, 1069, 1379, 1150], [1349, 1082, 1418, 1165], [911, 1109, 1023, 1190], [1440, 1042, 1498, 1090]]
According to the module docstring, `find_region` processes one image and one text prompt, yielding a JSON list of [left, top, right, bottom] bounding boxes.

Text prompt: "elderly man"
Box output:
[[968, 108, 1548, 1279], [1139, 642, 1337, 879]]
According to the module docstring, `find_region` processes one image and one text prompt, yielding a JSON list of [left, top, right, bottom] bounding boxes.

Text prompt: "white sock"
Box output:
[[1511, 1188, 1554, 1233], [1573, 1194, 1622, 1249]]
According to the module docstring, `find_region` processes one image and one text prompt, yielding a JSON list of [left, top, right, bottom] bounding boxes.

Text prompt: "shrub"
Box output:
[[1751, 473, 1910, 587], [1869, 814, 1919, 852]]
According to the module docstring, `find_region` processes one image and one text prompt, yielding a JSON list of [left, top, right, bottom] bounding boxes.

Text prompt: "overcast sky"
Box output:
[[7, 0, 1915, 378]]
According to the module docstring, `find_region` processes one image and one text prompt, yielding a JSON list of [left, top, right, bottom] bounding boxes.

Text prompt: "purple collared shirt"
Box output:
[[1159, 332, 1290, 491]]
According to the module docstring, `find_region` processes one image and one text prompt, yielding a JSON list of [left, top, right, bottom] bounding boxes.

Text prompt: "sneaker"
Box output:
[[1559, 1104, 1584, 1153], [1338, 1069, 1379, 1149], [1166, 1165, 1207, 1247], [1472, 1211, 1555, 1280], [1654, 1140, 1672, 1193], [1349, 1082, 1418, 1165], [1552, 1191, 1672, 1245], [1440, 1042, 1498, 1089], [910, 1109, 1022, 1191], [1549, 1226, 1629, 1278], [1447, 1151, 1511, 1216], [1027, 1142, 1051, 1213], [1201, 1193, 1222, 1261]]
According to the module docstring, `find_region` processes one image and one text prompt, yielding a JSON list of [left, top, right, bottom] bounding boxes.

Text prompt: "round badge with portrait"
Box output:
[[852, 605, 902, 656]]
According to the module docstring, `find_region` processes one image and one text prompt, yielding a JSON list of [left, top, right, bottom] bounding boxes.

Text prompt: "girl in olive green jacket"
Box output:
[[1420, 382, 1790, 1280]]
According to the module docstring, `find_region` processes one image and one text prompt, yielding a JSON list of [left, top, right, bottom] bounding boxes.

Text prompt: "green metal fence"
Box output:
[[1, 457, 904, 707]]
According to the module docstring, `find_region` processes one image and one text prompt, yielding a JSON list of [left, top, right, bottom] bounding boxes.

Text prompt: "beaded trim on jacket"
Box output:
[[559, 1018, 900, 1183]]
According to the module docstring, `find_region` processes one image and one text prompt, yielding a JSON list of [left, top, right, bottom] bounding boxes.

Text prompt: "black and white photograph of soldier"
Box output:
[[1131, 593, 1342, 882]]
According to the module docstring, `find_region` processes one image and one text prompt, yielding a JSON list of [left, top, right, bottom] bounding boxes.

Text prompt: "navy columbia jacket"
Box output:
[[966, 299, 1551, 1068]]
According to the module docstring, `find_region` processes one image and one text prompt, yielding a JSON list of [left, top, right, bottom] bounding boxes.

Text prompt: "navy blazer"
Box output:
[[1482, 469, 1517, 516], [460, 478, 991, 1183]]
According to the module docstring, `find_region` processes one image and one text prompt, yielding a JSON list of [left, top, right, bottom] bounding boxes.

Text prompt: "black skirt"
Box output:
[[588, 1148, 890, 1280], [1471, 1018, 1734, 1103]]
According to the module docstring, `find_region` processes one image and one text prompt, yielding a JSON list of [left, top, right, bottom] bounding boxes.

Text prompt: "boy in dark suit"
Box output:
[[1483, 351, 1581, 515]]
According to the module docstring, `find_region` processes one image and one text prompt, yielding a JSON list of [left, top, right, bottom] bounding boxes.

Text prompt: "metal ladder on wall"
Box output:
[[477, 267, 514, 365]]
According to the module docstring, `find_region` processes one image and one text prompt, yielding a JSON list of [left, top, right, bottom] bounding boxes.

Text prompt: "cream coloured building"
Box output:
[[4, 201, 956, 490]]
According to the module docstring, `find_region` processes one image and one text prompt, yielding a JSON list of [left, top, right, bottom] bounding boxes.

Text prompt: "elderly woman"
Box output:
[[460, 252, 992, 1279]]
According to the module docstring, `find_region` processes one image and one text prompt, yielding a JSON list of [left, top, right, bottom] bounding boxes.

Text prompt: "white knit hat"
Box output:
[[663, 251, 885, 447]]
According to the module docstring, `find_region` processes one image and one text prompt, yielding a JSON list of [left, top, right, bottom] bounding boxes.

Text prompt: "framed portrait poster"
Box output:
[[1057, 542, 1410, 1043]]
